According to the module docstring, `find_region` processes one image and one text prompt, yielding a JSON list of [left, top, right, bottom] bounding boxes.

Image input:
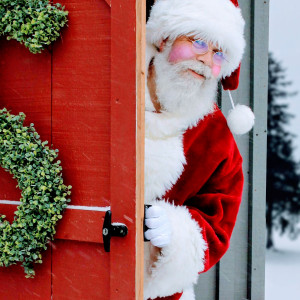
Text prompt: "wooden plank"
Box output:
[[218, 110, 250, 300], [0, 39, 52, 203], [217, 0, 252, 298], [214, 1, 268, 299], [0, 203, 106, 243], [50, 1, 115, 298], [0, 38, 52, 298], [0, 203, 18, 223], [248, 1, 269, 299], [0, 39, 52, 140], [218, 206, 249, 299], [52, 0, 111, 208], [135, 0, 146, 299], [195, 266, 217, 300], [55, 209, 106, 243], [0, 245, 52, 299], [104, 0, 112, 7], [110, 0, 138, 298], [52, 240, 110, 300]]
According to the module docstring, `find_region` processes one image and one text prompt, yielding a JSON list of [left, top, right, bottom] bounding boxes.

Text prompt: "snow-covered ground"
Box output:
[[265, 232, 300, 300]]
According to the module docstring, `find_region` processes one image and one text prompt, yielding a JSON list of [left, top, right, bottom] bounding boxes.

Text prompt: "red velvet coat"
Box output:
[[152, 108, 244, 300]]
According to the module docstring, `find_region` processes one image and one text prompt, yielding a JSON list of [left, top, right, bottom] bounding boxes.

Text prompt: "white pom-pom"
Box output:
[[227, 104, 255, 135]]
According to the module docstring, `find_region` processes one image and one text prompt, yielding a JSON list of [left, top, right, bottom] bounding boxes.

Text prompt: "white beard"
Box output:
[[149, 43, 218, 134]]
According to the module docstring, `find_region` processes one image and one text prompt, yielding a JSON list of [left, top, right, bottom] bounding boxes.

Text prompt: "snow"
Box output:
[[265, 232, 300, 300]]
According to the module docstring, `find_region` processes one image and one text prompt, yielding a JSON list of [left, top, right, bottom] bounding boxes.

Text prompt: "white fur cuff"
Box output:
[[144, 201, 207, 299]]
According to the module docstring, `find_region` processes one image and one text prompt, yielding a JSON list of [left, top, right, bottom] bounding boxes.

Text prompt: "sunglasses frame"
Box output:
[[188, 38, 228, 65]]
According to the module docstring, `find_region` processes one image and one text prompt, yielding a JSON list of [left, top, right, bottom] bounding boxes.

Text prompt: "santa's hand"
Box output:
[[144, 205, 172, 248]]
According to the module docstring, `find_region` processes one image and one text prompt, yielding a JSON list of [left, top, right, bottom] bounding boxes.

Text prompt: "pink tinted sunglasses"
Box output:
[[189, 38, 228, 66]]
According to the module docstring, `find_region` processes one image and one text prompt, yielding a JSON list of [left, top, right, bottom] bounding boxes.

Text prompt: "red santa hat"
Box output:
[[147, 0, 255, 134]]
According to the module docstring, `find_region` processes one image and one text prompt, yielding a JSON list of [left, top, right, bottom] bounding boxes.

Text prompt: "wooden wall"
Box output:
[[194, 1, 269, 299]]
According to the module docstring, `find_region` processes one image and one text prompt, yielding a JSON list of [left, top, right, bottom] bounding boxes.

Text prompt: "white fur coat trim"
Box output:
[[144, 201, 207, 300], [147, 0, 245, 78], [180, 286, 196, 300], [144, 134, 186, 203]]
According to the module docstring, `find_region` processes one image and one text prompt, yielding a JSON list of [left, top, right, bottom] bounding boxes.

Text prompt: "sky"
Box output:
[[269, 0, 300, 161]]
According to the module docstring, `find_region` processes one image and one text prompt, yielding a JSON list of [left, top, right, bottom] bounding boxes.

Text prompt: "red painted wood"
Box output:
[[0, 38, 51, 202], [0, 39, 52, 138], [110, 0, 137, 299], [52, 240, 110, 300], [0, 169, 21, 208], [104, 0, 112, 7], [51, 0, 134, 299], [0, 246, 52, 299], [0, 202, 105, 242], [0, 204, 18, 223], [55, 209, 106, 243], [0, 37, 52, 298], [0, 0, 138, 298], [52, 0, 111, 208]]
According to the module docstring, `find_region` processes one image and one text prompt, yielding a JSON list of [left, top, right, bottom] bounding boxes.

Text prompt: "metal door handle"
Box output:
[[102, 210, 128, 252], [144, 205, 152, 242]]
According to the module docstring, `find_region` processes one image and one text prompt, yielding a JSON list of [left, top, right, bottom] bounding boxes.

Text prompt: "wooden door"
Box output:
[[0, 0, 144, 299]]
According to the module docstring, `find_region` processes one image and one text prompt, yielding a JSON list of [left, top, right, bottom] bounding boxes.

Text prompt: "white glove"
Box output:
[[144, 205, 172, 248]]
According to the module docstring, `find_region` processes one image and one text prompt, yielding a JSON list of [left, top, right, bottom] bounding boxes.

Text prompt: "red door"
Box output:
[[0, 0, 144, 299]]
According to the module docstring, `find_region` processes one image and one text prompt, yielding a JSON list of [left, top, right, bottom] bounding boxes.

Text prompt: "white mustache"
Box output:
[[172, 60, 213, 79]]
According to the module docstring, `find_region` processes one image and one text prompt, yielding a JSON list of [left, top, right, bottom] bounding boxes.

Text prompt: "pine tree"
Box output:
[[266, 53, 300, 249]]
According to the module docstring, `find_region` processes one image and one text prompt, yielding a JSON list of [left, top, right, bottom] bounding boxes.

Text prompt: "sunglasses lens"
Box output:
[[192, 40, 208, 54], [213, 52, 226, 66]]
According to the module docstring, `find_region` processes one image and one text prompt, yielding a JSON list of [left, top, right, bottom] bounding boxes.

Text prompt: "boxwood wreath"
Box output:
[[0, 0, 68, 53], [0, 108, 71, 278]]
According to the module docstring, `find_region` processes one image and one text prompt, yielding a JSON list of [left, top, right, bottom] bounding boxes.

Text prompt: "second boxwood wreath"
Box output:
[[0, 0, 68, 53], [0, 108, 71, 278]]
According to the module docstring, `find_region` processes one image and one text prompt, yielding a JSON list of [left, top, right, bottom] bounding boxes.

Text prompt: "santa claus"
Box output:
[[143, 0, 254, 300]]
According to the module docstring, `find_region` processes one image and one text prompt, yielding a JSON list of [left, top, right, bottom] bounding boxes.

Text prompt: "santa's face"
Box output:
[[167, 36, 223, 79], [153, 37, 219, 116]]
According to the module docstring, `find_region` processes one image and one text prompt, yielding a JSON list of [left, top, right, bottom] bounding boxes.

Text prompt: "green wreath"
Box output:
[[0, 108, 71, 278], [0, 0, 68, 54]]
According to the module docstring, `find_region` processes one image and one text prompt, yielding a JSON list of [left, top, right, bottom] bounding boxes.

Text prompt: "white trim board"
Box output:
[[0, 200, 110, 212]]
